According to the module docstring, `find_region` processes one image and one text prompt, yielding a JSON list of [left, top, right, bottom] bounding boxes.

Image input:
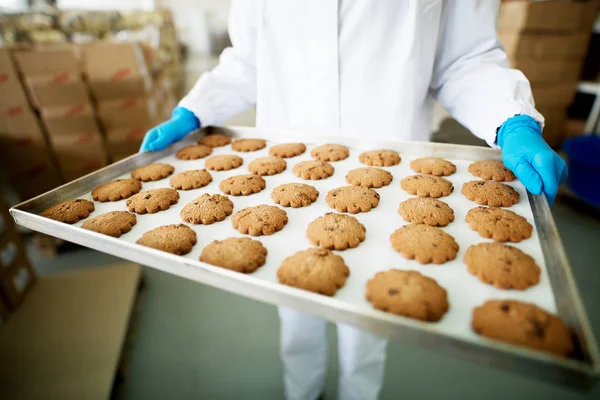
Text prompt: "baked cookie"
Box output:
[[200, 237, 267, 273], [136, 224, 197, 255], [359, 150, 401, 167], [345, 167, 393, 188], [306, 213, 366, 250], [231, 138, 267, 152], [462, 181, 520, 207], [366, 269, 449, 321], [91, 179, 142, 202], [410, 157, 456, 176], [468, 160, 516, 182], [169, 169, 213, 190], [293, 160, 334, 180], [472, 300, 573, 357], [269, 143, 306, 158], [232, 205, 288, 236], [390, 224, 459, 264], [466, 206, 533, 242], [311, 144, 350, 162], [81, 211, 136, 238], [326, 186, 380, 214], [271, 183, 319, 208], [219, 174, 266, 196], [401, 175, 453, 198], [126, 188, 179, 214], [464, 242, 541, 290], [180, 194, 234, 225], [198, 134, 231, 147], [40, 199, 94, 224], [248, 156, 287, 176], [176, 144, 212, 160], [131, 163, 174, 182], [398, 197, 455, 227], [277, 248, 349, 296], [205, 155, 243, 171]]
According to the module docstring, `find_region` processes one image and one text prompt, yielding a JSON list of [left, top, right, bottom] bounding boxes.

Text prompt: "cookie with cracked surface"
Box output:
[[219, 174, 266, 196], [410, 157, 456, 176], [181, 194, 234, 225], [91, 179, 142, 202], [232, 205, 288, 236], [468, 160, 516, 182], [205, 155, 243, 171], [466, 206, 532, 242], [398, 197, 455, 227], [81, 211, 136, 238], [126, 188, 179, 214], [311, 144, 349, 162], [326, 185, 380, 214], [136, 224, 197, 255], [176, 144, 212, 160], [169, 169, 213, 191], [345, 167, 393, 188], [269, 143, 306, 158], [231, 138, 267, 152], [41, 199, 95, 224], [293, 160, 334, 180], [248, 156, 287, 176], [401, 174, 453, 198], [131, 163, 174, 182], [306, 212, 366, 250], [271, 183, 319, 208], [462, 181, 520, 207], [200, 237, 267, 273], [359, 150, 400, 167], [390, 224, 458, 264], [198, 134, 231, 147]]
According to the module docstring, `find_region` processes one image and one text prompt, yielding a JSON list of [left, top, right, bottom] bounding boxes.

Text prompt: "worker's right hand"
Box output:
[[140, 107, 200, 152]]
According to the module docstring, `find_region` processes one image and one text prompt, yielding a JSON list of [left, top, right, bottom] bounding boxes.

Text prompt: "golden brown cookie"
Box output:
[[232, 205, 288, 236], [326, 186, 380, 214], [462, 181, 520, 207], [345, 167, 393, 188], [91, 179, 142, 202], [293, 160, 335, 180], [366, 270, 449, 321], [466, 207, 533, 242], [398, 197, 455, 227], [269, 143, 306, 158], [200, 237, 267, 273], [277, 248, 349, 296], [40, 199, 95, 224], [81, 211, 137, 238], [311, 144, 350, 162], [390, 224, 459, 264], [219, 174, 266, 196], [306, 213, 366, 250], [176, 144, 212, 160], [410, 157, 456, 176], [231, 138, 267, 152], [169, 169, 213, 191], [271, 183, 319, 208], [198, 134, 231, 147], [131, 163, 174, 182], [472, 300, 573, 357], [205, 155, 243, 171], [464, 242, 541, 290], [136, 224, 197, 255], [180, 194, 234, 225], [401, 175, 453, 198], [126, 188, 180, 214], [468, 160, 516, 182], [248, 156, 287, 176], [359, 150, 401, 167]]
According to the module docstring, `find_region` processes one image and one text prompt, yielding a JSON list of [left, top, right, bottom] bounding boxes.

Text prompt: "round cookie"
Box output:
[[311, 144, 349, 162], [40, 199, 95, 224], [472, 300, 573, 357], [366, 269, 449, 322], [136, 224, 197, 255], [398, 197, 455, 227], [169, 169, 213, 191], [293, 160, 334, 180], [306, 213, 366, 250], [277, 248, 349, 296], [464, 242, 541, 290], [126, 188, 179, 214], [131, 163, 174, 182], [176, 144, 212, 160], [205, 155, 243, 171], [248, 156, 287, 176], [180, 194, 234, 225], [358, 150, 401, 167], [231, 138, 267, 152], [462, 181, 520, 207], [91, 179, 142, 202], [219, 174, 266, 196], [401, 175, 453, 198], [390, 224, 459, 264], [468, 160, 516, 182], [466, 206, 533, 242], [198, 134, 231, 147], [325, 186, 380, 214], [200, 237, 267, 273], [345, 167, 393, 188], [232, 205, 288, 236], [269, 143, 306, 158], [271, 183, 319, 208], [81, 211, 137, 238], [410, 157, 456, 176]]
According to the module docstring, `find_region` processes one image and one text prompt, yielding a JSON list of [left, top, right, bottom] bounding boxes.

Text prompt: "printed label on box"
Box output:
[[0, 242, 18, 267], [13, 266, 31, 293]]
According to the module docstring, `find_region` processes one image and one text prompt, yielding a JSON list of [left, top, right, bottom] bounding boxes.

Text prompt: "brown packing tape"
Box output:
[[25, 74, 92, 109], [0, 255, 36, 310]]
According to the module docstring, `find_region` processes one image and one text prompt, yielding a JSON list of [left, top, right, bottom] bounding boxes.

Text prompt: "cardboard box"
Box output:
[[106, 125, 148, 158], [0, 136, 54, 175], [0, 47, 20, 84], [9, 161, 63, 201], [97, 97, 159, 130], [500, 32, 591, 60], [510, 58, 582, 83], [83, 42, 150, 81], [40, 103, 100, 136], [0, 107, 44, 136], [538, 105, 568, 148], [565, 118, 587, 137], [25, 74, 91, 108], [13, 45, 81, 77], [532, 83, 578, 108], [88, 75, 152, 101], [498, 0, 589, 33], [50, 132, 107, 181], [0, 82, 30, 115], [0, 256, 36, 310]]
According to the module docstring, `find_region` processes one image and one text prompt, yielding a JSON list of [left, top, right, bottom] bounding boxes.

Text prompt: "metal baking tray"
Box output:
[[10, 126, 599, 389]]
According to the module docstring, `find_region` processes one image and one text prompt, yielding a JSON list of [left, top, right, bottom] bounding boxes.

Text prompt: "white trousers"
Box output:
[[279, 307, 388, 400]]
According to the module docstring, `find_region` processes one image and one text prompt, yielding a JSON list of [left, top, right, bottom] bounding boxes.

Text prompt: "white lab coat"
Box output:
[[179, 1, 543, 399]]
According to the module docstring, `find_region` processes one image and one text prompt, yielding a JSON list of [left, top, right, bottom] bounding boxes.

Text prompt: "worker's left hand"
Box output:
[[497, 115, 568, 205]]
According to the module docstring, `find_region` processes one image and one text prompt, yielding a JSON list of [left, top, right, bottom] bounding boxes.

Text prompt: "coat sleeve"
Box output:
[[430, 0, 544, 147], [178, 0, 258, 126]]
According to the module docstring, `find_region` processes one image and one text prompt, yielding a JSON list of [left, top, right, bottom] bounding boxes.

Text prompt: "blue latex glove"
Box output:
[[497, 115, 568, 205], [140, 107, 200, 152]]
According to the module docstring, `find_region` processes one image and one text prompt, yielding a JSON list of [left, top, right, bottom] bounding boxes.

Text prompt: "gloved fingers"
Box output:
[[555, 155, 568, 185], [147, 127, 176, 152], [532, 151, 559, 205], [139, 129, 158, 152], [507, 157, 543, 196]]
